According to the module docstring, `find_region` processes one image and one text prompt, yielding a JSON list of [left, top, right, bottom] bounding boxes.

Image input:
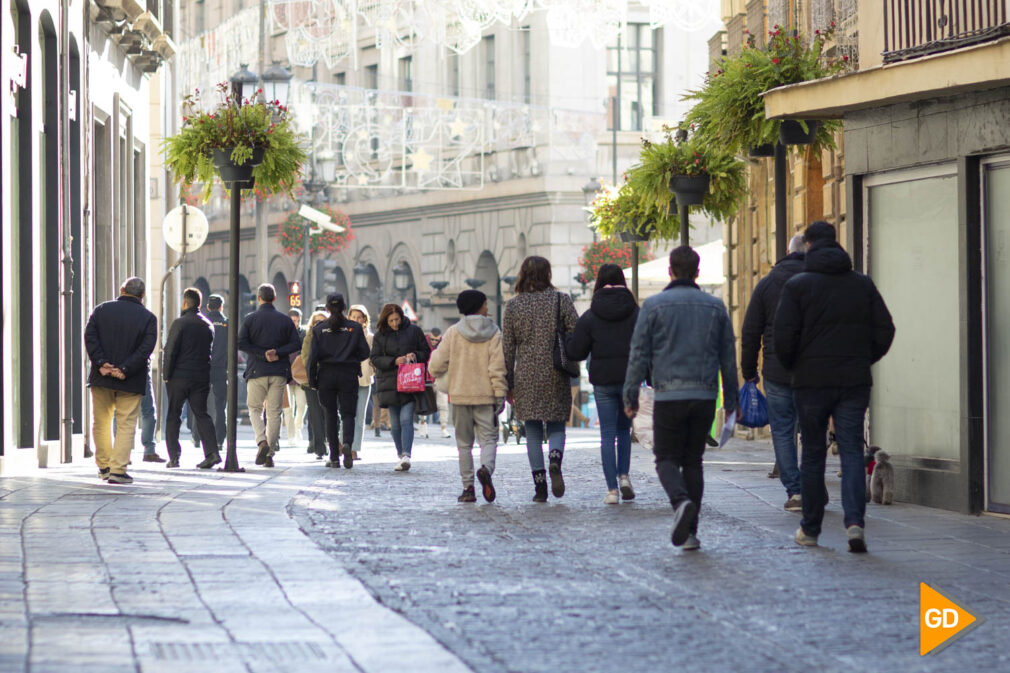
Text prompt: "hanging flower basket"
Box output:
[[669, 174, 711, 207], [779, 119, 821, 145], [277, 204, 354, 256], [748, 143, 776, 158], [212, 147, 265, 186]]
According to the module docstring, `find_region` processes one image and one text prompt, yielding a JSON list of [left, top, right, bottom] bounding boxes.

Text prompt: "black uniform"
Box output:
[[163, 307, 218, 463], [192, 308, 228, 447], [307, 317, 371, 464]]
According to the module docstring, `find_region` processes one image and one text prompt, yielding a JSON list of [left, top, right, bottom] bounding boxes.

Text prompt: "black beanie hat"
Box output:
[[456, 289, 487, 316]]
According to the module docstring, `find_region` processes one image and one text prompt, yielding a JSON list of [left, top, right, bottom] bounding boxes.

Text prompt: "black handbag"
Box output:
[[552, 292, 580, 377]]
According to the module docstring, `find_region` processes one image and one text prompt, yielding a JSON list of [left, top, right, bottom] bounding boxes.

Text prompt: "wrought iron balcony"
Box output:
[[884, 0, 1010, 62]]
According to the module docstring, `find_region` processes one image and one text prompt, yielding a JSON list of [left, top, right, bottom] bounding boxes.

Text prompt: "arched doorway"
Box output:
[[238, 274, 255, 321], [353, 263, 382, 323], [474, 251, 501, 324], [271, 271, 289, 313], [193, 277, 212, 308], [332, 268, 350, 313], [390, 261, 417, 322]]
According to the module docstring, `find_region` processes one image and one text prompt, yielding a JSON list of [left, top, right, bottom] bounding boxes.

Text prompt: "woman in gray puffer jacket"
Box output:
[[502, 256, 578, 502]]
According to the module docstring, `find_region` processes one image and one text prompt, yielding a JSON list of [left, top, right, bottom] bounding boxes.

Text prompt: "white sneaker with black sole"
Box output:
[[670, 500, 698, 547], [618, 474, 635, 501], [847, 525, 867, 553], [682, 534, 701, 551]]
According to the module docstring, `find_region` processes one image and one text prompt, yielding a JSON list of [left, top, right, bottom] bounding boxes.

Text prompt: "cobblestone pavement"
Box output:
[[0, 429, 470, 673], [294, 429, 1010, 673]]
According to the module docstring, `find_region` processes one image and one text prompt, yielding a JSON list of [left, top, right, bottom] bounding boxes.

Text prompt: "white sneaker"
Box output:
[[441, 428, 451, 438], [618, 475, 635, 501], [682, 534, 701, 551], [401, 455, 411, 471], [604, 490, 619, 505], [393, 455, 407, 471]]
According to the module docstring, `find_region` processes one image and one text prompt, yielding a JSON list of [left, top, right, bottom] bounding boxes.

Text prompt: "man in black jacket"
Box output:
[[741, 234, 806, 511], [84, 277, 158, 484], [163, 288, 220, 469], [238, 283, 302, 467], [774, 221, 895, 553], [191, 294, 228, 451]]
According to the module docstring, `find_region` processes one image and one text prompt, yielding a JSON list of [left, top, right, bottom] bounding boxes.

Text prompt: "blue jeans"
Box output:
[[524, 420, 566, 471], [141, 376, 156, 455], [594, 385, 632, 490], [388, 401, 416, 457], [764, 380, 801, 497], [794, 386, 870, 537]]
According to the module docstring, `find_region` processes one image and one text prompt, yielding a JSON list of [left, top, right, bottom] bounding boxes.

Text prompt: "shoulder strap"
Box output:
[[555, 291, 562, 331]]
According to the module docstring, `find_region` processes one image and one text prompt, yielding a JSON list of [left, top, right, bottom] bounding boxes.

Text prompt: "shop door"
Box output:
[[984, 161, 1010, 512]]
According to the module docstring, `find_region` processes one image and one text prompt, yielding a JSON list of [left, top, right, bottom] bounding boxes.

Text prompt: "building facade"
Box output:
[[1, 0, 175, 472], [762, 0, 1010, 514], [172, 2, 721, 329]]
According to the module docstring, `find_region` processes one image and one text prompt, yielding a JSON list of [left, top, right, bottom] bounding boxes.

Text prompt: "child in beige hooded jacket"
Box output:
[[428, 290, 508, 503]]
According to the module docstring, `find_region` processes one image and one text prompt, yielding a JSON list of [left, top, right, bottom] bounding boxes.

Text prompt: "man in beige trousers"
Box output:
[[84, 277, 158, 484], [429, 290, 508, 503]]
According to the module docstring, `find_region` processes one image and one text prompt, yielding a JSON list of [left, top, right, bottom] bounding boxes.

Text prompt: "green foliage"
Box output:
[[586, 182, 680, 242], [278, 204, 354, 256], [626, 129, 747, 224], [683, 27, 847, 155], [162, 84, 308, 200]]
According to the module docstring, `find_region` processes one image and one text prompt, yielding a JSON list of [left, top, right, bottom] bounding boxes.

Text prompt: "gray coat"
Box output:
[[503, 289, 578, 422]]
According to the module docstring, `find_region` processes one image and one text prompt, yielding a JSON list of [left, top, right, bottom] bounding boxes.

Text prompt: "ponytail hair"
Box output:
[[326, 293, 347, 329]]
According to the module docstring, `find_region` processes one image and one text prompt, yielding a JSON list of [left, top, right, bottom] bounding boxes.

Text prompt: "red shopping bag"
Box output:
[[397, 362, 427, 393]]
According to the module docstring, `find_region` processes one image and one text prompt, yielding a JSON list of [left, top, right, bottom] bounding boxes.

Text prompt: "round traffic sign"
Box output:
[[163, 204, 209, 253]]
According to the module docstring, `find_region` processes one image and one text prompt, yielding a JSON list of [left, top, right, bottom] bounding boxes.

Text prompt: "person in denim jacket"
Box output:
[[623, 246, 739, 551]]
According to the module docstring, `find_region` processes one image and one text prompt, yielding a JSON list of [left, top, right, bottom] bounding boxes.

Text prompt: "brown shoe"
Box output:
[[255, 441, 270, 466]]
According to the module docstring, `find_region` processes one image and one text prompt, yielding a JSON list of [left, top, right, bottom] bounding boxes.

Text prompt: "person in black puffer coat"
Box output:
[[774, 221, 895, 554], [307, 293, 370, 470], [566, 264, 639, 504], [370, 304, 431, 471], [740, 234, 806, 508]]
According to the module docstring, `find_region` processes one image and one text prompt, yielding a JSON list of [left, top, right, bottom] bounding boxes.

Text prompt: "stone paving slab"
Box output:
[[0, 436, 473, 673]]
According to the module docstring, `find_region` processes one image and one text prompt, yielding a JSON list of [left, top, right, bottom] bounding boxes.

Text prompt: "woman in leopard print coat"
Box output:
[[502, 256, 578, 502]]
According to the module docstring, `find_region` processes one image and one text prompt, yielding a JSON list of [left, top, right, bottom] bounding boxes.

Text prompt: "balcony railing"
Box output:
[[884, 0, 1010, 62]]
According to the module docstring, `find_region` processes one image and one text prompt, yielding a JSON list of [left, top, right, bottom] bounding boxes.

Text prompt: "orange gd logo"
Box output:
[[920, 583, 985, 656]]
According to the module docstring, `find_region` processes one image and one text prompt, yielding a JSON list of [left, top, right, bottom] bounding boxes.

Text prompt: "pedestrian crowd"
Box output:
[[85, 220, 893, 551]]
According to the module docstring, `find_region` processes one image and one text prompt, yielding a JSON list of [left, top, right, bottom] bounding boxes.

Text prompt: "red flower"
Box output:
[[772, 57, 780, 64]]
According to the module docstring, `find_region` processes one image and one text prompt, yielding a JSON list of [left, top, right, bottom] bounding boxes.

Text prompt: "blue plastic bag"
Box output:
[[737, 381, 769, 428]]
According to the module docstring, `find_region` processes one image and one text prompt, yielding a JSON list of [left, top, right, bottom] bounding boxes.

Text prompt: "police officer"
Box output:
[[192, 294, 228, 451], [163, 287, 219, 469], [307, 293, 370, 469]]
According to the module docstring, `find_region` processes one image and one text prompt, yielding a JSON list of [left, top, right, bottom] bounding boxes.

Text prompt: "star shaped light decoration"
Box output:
[[410, 148, 434, 172], [449, 117, 467, 138]]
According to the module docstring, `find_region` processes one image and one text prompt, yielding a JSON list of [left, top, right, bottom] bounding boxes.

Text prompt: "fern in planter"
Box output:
[[586, 182, 681, 242], [683, 26, 847, 155], [163, 84, 308, 200], [626, 129, 746, 223]]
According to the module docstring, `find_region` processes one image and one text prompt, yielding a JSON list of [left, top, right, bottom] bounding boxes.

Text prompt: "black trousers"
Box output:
[[166, 378, 218, 461], [191, 373, 227, 447], [653, 399, 716, 534], [317, 367, 359, 460], [305, 387, 326, 457]]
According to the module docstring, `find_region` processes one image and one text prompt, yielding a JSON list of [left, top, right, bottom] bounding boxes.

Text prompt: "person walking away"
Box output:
[[162, 287, 220, 469], [307, 294, 370, 469], [774, 221, 895, 553], [624, 247, 739, 550], [566, 264, 639, 504], [238, 283, 303, 467], [193, 294, 229, 452], [139, 374, 165, 462], [429, 290, 508, 503], [282, 308, 308, 446], [84, 277, 158, 484], [301, 310, 329, 459], [502, 256, 578, 502], [741, 234, 807, 512], [370, 304, 431, 471], [348, 305, 375, 461], [425, 327, 452, 438]]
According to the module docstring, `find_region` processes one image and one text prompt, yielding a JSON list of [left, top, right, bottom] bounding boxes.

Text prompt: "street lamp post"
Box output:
[[219, 64, 291, 473]]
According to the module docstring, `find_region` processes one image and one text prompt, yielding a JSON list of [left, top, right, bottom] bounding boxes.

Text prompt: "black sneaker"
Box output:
[[457, 486, 477, 503], [325, 459, 341, 468], [342, 443, 353, 469], [255, 441, 271, 466], [670, 499, 698, 547], [143, 453, 166, 463], [705, 434, 719, 448], [107, 472, 134, 485], [166, 458, 180, 469], [477, 466, 496, 503], [98, 468, 110, 480], [306, 446, 316, 454], [196, 453, 222, 469], [548, 450, 565, 498]]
